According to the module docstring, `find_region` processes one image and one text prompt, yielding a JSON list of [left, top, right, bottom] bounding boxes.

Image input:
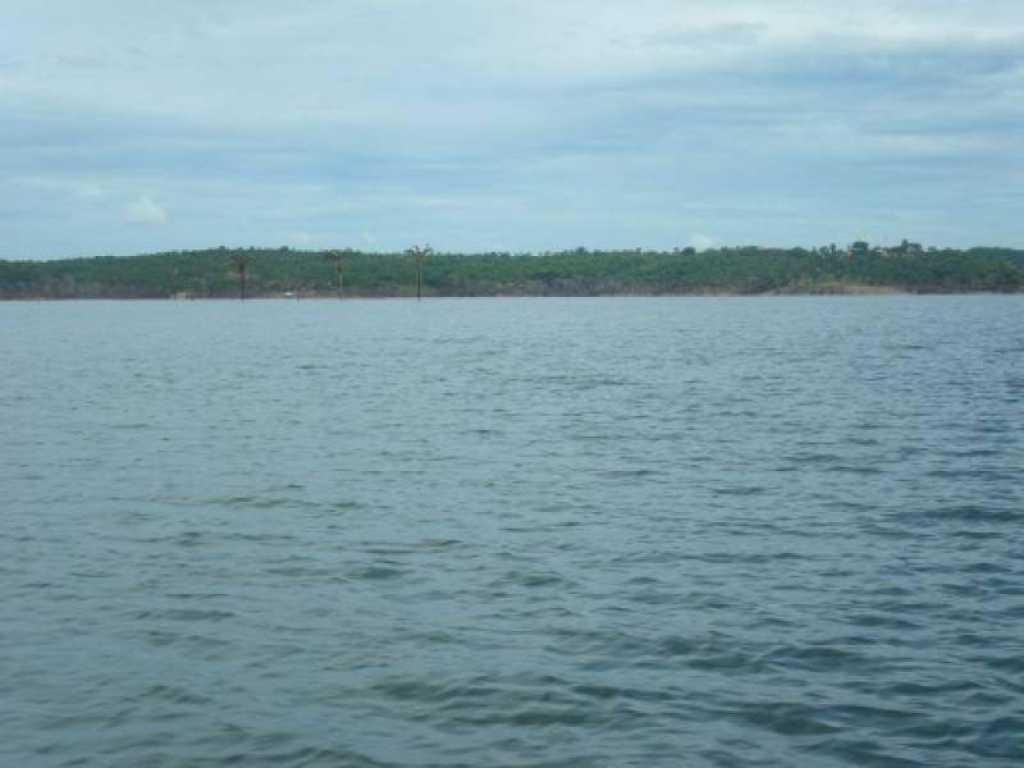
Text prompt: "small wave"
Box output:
[[926, 468, 1018, 482], [917, 504, 1021, 524], [570, 682, 676, 705], [176, 531, 204, 547], [762, 644, 868, 673], [784, 452, 844, 464], [68, 569, 114, 579], [135, 609, 236, 622], [331, 500, 364, 510], [264, 565, 338, 579], [711, 485, 766, 496], [878, 679, 979, 698], [224, 532, 299, 543], [349, 565, 407, 580], [132, 683, 211, 706], [146, 494, 340, 512], [973, 715, 1024, 756], [360, 539, 463, 556], [598, 468, 666, 479], [233, 496, 321, 510], [371, 677, 499, 705], [166, 592, 230, 600], [489, 570, 569, 589], [731, 701, 842, 736], [498, 707, 591, 727], [16, 581, 54, 590], [950, 529, 1004, 540], [803, 734, 927, 766], [942, 447, 1002, 458], [970, 654, 1024, 674], [827, 464, 885, 475], [845, 612, 922, 631], [859, 522, 917, 539]]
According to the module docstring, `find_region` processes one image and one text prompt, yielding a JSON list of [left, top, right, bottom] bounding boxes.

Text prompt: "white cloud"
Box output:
[[2, 1, 1023, 255], [123, 195, 169, 225], [690, 234, 717, 251], [16, 177, 105, 200]]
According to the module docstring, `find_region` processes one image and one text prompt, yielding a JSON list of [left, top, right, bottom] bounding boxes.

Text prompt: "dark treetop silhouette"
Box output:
[[406, 245, 433, 300]]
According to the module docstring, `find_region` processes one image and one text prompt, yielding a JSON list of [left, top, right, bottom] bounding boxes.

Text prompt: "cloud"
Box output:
[[1, 1, 1022, 256], [123, 196, 169, 225], [16, 176, 105, 200], [690, 234, 717, 251]]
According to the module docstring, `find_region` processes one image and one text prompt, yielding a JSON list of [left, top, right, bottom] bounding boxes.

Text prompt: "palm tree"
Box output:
[[324, 249, 348, 298], [229, 253, 250, 300], [406, 244, 432, 300]]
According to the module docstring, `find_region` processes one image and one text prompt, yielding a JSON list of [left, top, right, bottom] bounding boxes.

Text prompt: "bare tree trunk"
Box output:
[[230, 255, 251, 300], [407, 245, 431, 301], [325, 250, 347, 299]]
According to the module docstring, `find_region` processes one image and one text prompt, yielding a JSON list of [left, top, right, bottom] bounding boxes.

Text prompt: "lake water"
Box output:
[[1, 296, 1022, 767]]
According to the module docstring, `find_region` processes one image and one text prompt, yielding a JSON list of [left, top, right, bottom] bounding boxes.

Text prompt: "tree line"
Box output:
[[1, 243, 1022, 299]]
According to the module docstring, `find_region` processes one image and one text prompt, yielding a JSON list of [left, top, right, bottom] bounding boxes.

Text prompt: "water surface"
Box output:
[[1, 296, 1022, 766]]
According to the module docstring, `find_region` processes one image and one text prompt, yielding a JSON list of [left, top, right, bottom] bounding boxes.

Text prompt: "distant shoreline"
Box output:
[[3, 245, 1022, 299], [8, 286, 1024, 302]]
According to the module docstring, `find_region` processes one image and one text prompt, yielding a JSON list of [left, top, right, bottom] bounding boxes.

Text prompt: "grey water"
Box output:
[[1, 296, 1022, 767]]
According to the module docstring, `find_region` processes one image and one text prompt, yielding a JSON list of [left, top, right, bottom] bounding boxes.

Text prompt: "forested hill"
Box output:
[[2, 244, 1022, 299]]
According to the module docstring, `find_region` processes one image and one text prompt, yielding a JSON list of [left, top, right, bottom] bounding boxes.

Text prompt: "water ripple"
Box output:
[[1, 296, 1022, 766]]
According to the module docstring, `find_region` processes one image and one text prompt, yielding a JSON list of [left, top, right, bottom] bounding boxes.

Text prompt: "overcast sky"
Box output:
[[3, 0, 1023, 258]]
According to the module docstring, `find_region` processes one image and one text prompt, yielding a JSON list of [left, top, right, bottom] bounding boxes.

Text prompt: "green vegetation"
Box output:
[[1, 243, 1022, 299]]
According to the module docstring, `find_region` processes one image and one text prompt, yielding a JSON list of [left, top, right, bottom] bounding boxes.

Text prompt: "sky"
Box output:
[[2, 0, 1023, 258]]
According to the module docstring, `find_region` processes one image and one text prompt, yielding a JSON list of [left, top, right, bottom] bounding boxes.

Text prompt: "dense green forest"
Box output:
[[1, 242, 1022, 299]]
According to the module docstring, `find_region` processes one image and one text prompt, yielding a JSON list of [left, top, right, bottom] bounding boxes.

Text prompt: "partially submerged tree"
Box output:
[[230, 253, 250, 299], [406, 244, 432, 300], [324, 249, 349, 298]]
